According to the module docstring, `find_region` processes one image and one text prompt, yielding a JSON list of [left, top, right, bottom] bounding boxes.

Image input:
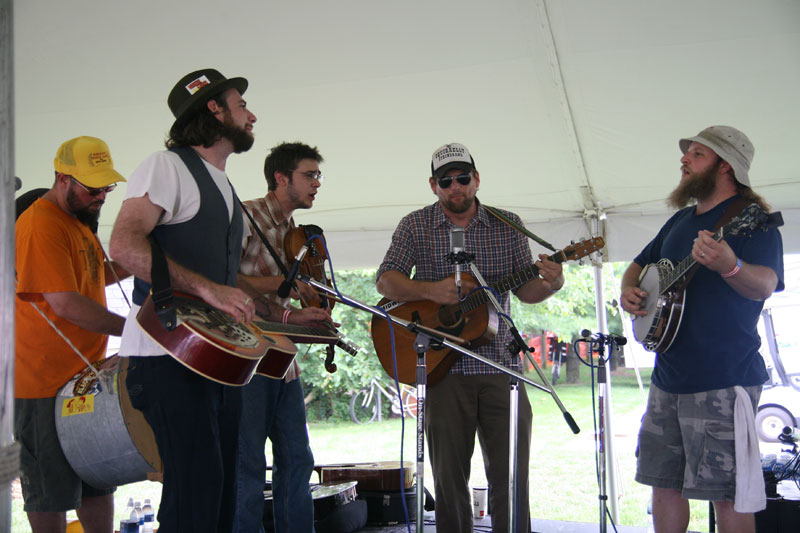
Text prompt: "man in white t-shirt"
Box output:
[[109, 68, 259, 533]]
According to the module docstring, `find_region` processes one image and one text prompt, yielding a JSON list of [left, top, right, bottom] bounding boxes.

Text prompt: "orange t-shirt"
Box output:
[[15, 198, 109, 398]]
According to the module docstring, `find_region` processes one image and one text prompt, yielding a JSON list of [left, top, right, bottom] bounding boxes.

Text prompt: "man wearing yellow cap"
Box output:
[[14, 136, 127, 533]]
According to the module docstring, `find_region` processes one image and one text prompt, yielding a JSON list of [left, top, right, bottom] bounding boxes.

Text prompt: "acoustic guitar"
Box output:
[[316, 461, 414, 492], [137, 292, 298, 386], [370, 237, 605, 385], [633, 204, 782, 352]]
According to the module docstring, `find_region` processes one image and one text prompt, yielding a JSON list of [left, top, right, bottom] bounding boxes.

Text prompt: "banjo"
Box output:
[[633, 203, 782, 352]]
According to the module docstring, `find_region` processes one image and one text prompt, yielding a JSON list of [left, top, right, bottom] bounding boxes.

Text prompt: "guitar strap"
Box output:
[[148, 235, 177, 330], [482, 204, 557, 252], [238, 200, 291, 277], [676, 196, 751, 291]]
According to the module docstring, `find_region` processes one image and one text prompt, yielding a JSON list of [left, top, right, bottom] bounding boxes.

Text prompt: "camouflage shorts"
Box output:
[[634, 383, 761, 501]]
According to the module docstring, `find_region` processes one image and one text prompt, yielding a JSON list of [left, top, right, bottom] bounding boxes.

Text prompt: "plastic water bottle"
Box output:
[[134, 500, 144, 527], [119, 518, 139, 533], [142, 498, 155, 532], [125, 497, 135, 517]]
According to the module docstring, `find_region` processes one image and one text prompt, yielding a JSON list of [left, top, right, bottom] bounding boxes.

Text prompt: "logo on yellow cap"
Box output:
[[89, 151, 110, 167]]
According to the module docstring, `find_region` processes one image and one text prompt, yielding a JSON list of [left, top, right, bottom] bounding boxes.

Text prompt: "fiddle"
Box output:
[[283, 224, 331, 309], [283, 224, 359, 372]]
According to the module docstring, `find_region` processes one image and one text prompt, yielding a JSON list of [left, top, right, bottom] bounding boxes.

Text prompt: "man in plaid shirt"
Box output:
[[234, 142, 332, 533], [377, 143, 564, 533]]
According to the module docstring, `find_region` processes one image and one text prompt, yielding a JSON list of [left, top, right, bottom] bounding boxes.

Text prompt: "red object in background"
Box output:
[[520, 332, 589, 371], [524, 331, 557, 371]]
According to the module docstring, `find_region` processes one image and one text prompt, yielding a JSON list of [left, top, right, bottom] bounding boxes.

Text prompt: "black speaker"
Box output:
[[755, 497, 800, 532]]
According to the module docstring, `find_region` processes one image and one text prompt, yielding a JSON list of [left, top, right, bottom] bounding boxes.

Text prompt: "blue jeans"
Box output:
[[126, 356, 242, 533], [234, 375, 315, 533]]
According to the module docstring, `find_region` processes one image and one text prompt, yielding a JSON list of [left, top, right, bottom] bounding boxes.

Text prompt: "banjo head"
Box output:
[[632, 261, 671, 344]]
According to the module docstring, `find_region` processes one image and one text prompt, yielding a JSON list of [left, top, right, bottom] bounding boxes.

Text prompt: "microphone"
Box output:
[[450, 226, 465, 291], [277, 244, 309, 298], [580, 329, 628, 346], [780, 426, 800, 443]]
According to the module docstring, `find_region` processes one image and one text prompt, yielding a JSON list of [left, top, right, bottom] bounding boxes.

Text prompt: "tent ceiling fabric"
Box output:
[[13, 0, 800, 269]]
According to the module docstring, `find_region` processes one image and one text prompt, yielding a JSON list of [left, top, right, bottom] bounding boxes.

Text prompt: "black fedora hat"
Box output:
[[168, 68, 248, 124]]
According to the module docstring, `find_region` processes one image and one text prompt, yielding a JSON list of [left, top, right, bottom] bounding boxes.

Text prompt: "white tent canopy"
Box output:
[[13, 0, 800, 267]]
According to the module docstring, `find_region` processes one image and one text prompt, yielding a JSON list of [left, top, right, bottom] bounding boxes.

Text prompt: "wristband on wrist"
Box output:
[[281, 309, 292, 324], [721, 257, 742, 278]]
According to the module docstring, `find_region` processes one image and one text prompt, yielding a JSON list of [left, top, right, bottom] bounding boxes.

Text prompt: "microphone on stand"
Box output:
[[277, 244, 309, 299], [450, 226, 465, 294], [581, 329, 627, 346]]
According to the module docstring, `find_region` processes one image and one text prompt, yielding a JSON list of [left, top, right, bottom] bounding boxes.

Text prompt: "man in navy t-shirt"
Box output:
[[620, 125, 783, 533]]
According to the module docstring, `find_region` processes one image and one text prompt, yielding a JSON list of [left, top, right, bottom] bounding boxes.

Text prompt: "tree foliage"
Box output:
[[300, 263, 629, 420]]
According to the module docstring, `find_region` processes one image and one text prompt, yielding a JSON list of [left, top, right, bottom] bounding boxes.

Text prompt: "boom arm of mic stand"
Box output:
[[464, 262, 580, 434], [299, 275, 547, 391]]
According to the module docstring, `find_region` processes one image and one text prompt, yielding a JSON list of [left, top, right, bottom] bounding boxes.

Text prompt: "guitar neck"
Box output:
[[455, 249, 567, 313]]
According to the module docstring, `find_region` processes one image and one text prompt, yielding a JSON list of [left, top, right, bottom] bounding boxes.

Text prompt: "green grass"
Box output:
[[10, 366, 717, 532]]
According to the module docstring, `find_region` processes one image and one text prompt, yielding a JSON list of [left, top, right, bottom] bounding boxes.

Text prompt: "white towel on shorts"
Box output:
[[734, 385, 766, 513]]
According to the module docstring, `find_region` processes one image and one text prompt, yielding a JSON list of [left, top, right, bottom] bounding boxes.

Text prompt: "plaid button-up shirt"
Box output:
[[377, 200, 535, 375], [240, 191, 300, 381]]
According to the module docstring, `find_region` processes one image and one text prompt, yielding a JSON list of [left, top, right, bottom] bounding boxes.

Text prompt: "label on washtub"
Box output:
[[61, 395, 95, 416]]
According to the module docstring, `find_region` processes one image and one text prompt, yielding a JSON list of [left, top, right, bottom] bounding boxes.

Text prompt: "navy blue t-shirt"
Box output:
[[633, 196, 784, 393]]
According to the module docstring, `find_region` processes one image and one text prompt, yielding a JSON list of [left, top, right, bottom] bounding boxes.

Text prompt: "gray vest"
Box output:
[[132, 147, 243, 305]]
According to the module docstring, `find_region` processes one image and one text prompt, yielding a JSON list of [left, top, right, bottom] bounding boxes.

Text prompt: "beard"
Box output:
[[66, 187, 101, 233], [442, 194, 476, 214], [219, 112, 254, 153], [286, 180, 313, 210], [667, 159, 721, 209]]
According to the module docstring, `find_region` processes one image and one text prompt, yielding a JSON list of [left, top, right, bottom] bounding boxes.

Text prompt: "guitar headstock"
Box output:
[[558, 237, 606, 263], [721, 204, 777, 238]]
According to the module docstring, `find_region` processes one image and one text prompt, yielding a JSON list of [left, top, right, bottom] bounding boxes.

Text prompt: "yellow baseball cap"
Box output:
[[53, 136, 126, 188]]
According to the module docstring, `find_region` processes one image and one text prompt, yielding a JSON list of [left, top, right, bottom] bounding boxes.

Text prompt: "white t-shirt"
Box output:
[[118, 150, 248, 356]]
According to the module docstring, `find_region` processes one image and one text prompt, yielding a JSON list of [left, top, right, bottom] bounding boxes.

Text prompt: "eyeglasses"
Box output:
[[437, 173, 472, 189], [70, 177, 116, 196], [293, 170, 324, 183]]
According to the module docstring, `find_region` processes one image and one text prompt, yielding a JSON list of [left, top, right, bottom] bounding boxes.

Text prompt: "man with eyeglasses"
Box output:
[[14, 136, 128, 533], [376, 143, 564, 533], [110, 68, 259, 532], [233, 142, 333, 533]]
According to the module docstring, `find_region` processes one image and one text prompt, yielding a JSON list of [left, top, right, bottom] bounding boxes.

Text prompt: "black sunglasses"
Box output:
[[437, 173, 472, 189]]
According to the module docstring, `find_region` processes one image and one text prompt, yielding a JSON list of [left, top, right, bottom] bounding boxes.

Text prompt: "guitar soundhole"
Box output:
[[437, 307, 465, 333]]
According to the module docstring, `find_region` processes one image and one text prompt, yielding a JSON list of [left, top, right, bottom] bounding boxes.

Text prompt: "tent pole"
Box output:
[[589, 212, 621, 526], [0, 1, 16, 532]]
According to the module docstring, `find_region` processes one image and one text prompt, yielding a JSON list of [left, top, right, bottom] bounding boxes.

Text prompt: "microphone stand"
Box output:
[[460, 255, 580, 532], [574, 332, 623, 533], [298, 275, 552, 533]]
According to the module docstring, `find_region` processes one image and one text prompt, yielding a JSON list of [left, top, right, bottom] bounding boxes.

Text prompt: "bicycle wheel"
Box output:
[[350, 387, 378, 424], [399, 385, 418, 419]]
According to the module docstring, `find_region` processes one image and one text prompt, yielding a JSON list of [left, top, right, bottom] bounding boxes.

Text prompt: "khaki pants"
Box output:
[[426, 373, 533, 533]]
